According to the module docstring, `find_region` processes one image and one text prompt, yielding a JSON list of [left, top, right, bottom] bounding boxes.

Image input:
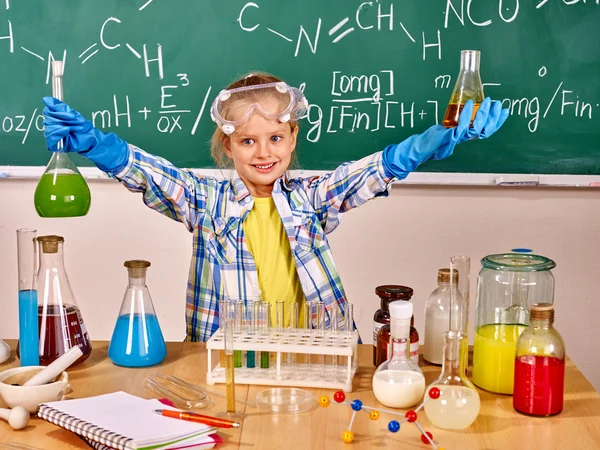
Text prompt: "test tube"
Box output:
[[296, 302, 311, 380], [259, 301, 270, 370], [312, 301, 326, 381], [218, 300, 236, 416], [340, 302, 355, 380], [288, 302, 298, 378], [276, 300, 288, 378], [233, 300, 243, 369], [246, 300, 257, 369], [324, 304, 338, 382]]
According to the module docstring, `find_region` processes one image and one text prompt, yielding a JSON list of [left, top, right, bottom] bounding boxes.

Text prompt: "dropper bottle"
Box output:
[[372, 301, 425, 408]]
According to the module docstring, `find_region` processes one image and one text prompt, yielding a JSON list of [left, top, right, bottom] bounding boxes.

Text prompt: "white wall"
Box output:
[[0, 178, 598, 391]]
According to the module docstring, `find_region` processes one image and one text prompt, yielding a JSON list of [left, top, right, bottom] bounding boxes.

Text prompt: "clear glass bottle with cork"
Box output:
[[424, 268, 464, 365], [373, 285, 414, 365], [375, 286, 419, 367], [513, 303, 565, 416]]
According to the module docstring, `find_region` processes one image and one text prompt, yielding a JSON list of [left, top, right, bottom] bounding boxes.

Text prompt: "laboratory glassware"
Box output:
[[36, 235, 91, 366], [423, 268, 464, 365], [375, 287, 419, 367], [442, 50, 485, 128], [472, 253, 556, 394], [17, 229, 39, 366], [372, 301, 425, 408], [450, 255, 471, 334], [424, 331, 480, 429], [373, 285, 413, 365], [513, 303, 564, 416], [217, 300, 243, 421], [108, 260, 167, 367], [34, 61, 91, 218]]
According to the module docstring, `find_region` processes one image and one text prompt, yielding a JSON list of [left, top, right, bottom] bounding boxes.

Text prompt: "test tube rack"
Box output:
[[206, 327, 360, 392]]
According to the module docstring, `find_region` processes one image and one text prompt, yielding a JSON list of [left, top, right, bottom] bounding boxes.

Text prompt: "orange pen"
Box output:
[[154, 409, 240, 428]]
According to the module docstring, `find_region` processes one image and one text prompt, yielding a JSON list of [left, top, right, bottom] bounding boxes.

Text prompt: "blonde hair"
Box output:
[[210, 72, 300, 169]]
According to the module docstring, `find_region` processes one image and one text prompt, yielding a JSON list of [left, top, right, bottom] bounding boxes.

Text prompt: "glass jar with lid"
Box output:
[[472, 253, 556, 394]]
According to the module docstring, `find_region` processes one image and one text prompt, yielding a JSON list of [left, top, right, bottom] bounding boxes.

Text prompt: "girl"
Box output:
[[42, 72, 509, 342]]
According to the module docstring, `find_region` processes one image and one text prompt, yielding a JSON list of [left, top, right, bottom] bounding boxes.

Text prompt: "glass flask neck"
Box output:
[[460, 50, 480, 72], [439, 331, 470, 381], [128, 268, 148, 287], [38, 242, 65, 269], [530, 308, 554, 330]]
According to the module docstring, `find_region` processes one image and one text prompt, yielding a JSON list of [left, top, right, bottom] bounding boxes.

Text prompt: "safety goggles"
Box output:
[[210, 82, 309, 135]]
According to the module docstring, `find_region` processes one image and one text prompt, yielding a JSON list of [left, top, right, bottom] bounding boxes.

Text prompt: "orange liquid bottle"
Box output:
[[442, 50, 485, 128]]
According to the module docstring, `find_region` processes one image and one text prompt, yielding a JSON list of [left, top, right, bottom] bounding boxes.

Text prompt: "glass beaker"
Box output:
[[472, 253, 556, 394], [372, 301, 425, 408], [424, 331, 480, 429], [34, 60, 91, 218], [16, 228, 40, 366], [108, 260, 167, 367], [513, 303, 565, 416], [36, 235, 91, 366], [442, 50, 484, 128]]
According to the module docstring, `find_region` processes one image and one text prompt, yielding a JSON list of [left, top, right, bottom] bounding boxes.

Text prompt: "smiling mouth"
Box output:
[[253, 162, 276, 170]]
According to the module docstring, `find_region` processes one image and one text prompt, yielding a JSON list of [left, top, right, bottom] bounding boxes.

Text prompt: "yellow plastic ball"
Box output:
[[369, 410, 380, 420], [319, 395, 331, 407], [342, 430, 354, 443]]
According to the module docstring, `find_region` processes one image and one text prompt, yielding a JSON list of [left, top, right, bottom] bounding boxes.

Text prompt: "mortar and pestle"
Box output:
[[0, 346, 82, 414]]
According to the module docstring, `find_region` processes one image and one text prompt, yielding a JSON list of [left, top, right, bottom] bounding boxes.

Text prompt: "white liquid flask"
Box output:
[[424, 331, 480, 429], [372, 301, 425, 409]]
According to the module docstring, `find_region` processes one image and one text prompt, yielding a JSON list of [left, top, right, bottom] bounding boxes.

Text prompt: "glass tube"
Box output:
[[259, 301, 270, 370], [313, 301, 326, 381], [217, 300, 239, 419], [450, 256, 471, 334], [233, 300, 244, 369], [16, 229, 39, 366], [246, 300, 257, 369], [338, 302, 355, 381], [297, 302, 311, 380], [324, 304, 338, 382], [288, 302, 298, 372]]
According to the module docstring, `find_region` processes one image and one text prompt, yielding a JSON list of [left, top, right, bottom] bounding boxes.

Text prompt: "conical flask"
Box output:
[[442, 50, 485, 128], [424, 331, 480, 429], [372, 301, 425, 408], [36, 235, 92, 366], [108, 260, 167, 367], [34, 60, 91, 218]]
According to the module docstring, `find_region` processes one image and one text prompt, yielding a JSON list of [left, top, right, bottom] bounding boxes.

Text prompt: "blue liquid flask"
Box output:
[[108, 260, 167, 367], [16, 229, 40, 366]]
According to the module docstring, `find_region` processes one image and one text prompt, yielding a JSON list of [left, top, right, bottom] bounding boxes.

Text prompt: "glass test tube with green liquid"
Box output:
[[246, 300, 256, 369], [233, 301, 243, 368], [259, 302, 270, 369]]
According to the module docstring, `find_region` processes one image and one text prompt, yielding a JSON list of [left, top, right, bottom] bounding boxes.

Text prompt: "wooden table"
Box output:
[[0, 341, 599, 449]]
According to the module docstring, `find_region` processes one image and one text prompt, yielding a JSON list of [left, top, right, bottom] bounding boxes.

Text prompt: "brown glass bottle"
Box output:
[[373, 285, 414, 366]]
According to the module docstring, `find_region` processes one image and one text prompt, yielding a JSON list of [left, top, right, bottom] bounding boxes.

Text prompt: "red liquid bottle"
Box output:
[[36, 235, 92, 366], [513, 303, 565, 416]]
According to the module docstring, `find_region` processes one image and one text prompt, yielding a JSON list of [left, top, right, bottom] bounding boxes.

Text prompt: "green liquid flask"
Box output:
[[34, 61, 91, 218]]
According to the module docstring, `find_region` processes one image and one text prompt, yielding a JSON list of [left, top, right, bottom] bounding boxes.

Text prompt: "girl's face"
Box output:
[[224, 97, 297, 198]]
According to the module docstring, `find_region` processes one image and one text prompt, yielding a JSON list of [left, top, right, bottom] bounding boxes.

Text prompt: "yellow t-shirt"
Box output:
[[243, 197, 305, 327]]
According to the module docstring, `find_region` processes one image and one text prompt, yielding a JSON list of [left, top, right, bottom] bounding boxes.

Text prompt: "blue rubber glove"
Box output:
[[382, 97, 509, 179], [42, 96, 129, 174]]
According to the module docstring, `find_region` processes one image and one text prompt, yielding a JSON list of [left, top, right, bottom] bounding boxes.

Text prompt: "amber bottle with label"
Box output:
[[373, 285, 413, 365]]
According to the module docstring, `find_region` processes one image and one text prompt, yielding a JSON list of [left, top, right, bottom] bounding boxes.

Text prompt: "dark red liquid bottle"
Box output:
[[513, 304, 564, 417]]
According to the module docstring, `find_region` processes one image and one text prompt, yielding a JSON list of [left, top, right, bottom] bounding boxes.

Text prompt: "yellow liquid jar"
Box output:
[[472, 323, 527, 394]]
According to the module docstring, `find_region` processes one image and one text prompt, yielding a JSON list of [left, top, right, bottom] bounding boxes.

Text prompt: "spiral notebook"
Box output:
[[37, 391, 217, 450]]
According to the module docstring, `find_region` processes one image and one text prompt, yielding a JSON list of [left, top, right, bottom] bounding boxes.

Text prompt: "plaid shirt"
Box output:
[[114, 145, 394, 341]]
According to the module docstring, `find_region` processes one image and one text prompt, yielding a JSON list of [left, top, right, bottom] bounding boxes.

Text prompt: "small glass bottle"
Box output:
[[36, 235, 91, 366], [423, 268, 464, 365], [34, 60, 91, 218], [372, 301, 425, 408], [373, 285, 413, 365], [442, 50, 484, 128], [513, 303, 565, 416], [375, 290, 419, 367], [424, 331, 480, 429], [108, 260, 167, 367]]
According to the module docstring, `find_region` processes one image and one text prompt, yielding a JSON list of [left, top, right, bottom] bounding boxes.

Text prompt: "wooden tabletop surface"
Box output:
[[0, 341, 599, 450]]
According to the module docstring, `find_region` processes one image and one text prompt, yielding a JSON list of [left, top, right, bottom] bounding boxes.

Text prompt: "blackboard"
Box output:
[[1, 0, 599, 175]]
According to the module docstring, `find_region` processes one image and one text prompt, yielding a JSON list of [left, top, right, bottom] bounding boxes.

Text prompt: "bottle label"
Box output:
[[410, 340, 420, 365], [373, 321, 385, 347]]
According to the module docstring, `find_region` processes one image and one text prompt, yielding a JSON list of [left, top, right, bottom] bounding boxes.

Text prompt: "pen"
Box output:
[[153, 409, 240, 428]]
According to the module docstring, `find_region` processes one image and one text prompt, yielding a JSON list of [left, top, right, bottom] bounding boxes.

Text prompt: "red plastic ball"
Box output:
[[333, 391, 346, 403], [405, 410, 417, 422], [429, 387, 441, 400], [421, 431, 434, 444]]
